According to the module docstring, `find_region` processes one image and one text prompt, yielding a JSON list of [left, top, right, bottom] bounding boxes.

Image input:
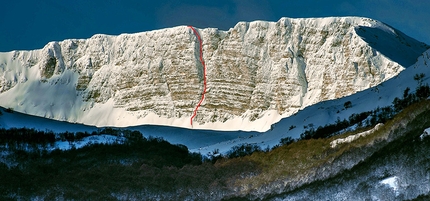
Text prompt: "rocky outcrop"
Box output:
[[0, 17, 428, 130]]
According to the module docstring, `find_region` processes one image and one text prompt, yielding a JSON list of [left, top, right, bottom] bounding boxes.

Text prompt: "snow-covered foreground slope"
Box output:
[[0, 17, 428, 132], [1, 49, 429, 155]]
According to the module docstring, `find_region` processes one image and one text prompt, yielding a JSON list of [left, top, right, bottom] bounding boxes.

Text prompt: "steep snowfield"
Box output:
[[1, 49, 429, 155], [0, 17, 428, 132]]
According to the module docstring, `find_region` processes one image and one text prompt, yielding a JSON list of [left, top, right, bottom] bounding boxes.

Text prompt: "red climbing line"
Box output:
[[188, 25, 207, 126]]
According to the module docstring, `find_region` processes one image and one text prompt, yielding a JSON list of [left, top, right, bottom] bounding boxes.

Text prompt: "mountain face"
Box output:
[[0, 17, 428, 131]]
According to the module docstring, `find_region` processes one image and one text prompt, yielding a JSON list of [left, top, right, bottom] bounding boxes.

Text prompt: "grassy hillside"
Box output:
[[225, 99, 430, 200], [269, 101, 430, 200]]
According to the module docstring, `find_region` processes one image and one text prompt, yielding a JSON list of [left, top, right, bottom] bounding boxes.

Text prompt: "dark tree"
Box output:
[[414, 73, 425, 86], [280, 136, 295, 146], [344, 101, 352, 109]]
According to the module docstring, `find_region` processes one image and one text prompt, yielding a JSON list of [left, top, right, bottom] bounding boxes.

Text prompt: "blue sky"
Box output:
[[1, 0, 429, 51]]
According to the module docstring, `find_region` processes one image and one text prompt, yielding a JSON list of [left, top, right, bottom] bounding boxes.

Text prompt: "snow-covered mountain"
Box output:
[[0, 17, 428, 131], [1, 48, 429, 158]]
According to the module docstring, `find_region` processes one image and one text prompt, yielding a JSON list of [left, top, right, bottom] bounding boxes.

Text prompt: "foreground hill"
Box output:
[[1, 91, 429, 200], [0, 17, 428, 131]]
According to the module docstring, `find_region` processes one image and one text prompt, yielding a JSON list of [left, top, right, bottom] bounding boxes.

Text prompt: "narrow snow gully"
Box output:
[[188, 26, 207, 126]]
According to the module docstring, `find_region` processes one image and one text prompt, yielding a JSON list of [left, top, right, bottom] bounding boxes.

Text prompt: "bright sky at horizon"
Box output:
[[1, 0, 429, 51]]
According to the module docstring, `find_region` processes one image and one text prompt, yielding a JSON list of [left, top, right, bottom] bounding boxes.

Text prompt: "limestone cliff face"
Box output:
[[0, 17, 428, 130]]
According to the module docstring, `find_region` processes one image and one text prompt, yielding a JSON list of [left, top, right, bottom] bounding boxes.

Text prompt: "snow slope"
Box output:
[[0, 17, 428, 132]]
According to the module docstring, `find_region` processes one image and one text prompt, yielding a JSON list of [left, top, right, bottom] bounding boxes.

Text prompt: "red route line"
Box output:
[[188, 25, 207, 126]]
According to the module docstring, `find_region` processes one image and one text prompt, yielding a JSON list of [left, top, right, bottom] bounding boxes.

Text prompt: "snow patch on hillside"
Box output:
[[380, 176, 400, 196], [54, 134, 125, 150], [420, 127, 430, 140], [330, 123, 384, 148]]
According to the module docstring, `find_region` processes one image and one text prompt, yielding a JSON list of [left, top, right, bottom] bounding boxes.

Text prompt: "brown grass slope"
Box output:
[[223, 99, 430, 200]]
